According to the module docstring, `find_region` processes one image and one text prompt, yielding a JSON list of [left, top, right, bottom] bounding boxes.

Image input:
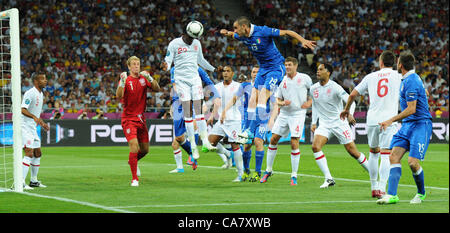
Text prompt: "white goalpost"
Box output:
[[0, 8, 23, 192]]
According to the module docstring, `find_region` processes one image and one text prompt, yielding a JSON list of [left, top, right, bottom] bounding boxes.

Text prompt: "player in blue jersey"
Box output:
[[377, 52, 433, 205], [220, 16, 316, 181], [169, 67, 219, 173]]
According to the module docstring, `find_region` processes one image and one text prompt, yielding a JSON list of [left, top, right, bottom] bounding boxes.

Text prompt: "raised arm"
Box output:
[[279, 30, 316, 50]]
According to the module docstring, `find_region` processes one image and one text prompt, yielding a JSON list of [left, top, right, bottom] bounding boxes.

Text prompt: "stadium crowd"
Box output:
[[244, 0, 449, 115], [2, 0, 448, 119]]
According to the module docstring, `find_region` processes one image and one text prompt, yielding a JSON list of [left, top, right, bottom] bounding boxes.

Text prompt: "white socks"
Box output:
[[356, 152, 369, 172], [216, 143, 231, 158], [368, 152, 380, 190], [291, 149, 300, 178], [196, 115, 209, 146], [22, 156, 32, 182], [313, 151, 332, 180], [184, 118, 197, 148], [30, 157, 41, 182], [266, 144, 278, 172], [379, 152, 391, 192], [173, 149, 183, 169], [233, 147, 244, 177], [23, 156, 41, 183]]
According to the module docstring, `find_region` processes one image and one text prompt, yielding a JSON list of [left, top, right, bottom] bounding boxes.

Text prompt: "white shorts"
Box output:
[[174, 77, 204, 102], [210, 120, 241, 143], [367, 123, 398, 149], [314, 121, 353, 145], [21, 123, 41, 149], [272, 114, 305, 138]]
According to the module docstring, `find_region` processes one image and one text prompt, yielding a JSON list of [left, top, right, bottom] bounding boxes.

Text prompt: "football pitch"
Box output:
[[1, 144, 448, 213]]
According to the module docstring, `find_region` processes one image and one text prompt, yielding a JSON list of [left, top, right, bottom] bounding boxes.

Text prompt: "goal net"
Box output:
[[0, 8, 22, 192]]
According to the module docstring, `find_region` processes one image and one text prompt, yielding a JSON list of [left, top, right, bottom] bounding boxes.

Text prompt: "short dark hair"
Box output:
[[235, 16, 251, 27], [322, 63, 333, 76], [399, 51, 415, 71], [380, 50, 395, 67], [285, 57, 298, 65], [32, 72, 45, 82]]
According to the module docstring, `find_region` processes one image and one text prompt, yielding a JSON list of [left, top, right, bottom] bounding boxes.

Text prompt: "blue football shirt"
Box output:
[[234, 25, 285, 69], [399, 71, 432, 122]]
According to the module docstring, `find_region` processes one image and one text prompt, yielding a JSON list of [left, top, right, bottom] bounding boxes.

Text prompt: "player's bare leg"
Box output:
[[344, 142, 369, 172], [22, 148, 34, 190], [312, 135, 334, 188], [128, 138, 140, 186]]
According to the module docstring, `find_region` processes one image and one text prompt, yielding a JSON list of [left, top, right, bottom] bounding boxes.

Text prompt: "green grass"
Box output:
[[0, 144, 448, 213]]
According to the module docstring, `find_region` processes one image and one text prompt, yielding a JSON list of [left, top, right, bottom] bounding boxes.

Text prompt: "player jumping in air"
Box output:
[[220, 16, 316, 181], [162, 21, 218, 161]]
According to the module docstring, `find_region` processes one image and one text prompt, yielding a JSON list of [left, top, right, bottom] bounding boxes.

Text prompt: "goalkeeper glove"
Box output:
[[119, 72, 127, 88], [140, 71, 154, 83]]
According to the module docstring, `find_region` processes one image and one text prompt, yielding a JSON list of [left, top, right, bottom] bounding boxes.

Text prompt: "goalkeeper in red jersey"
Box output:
[[116, 56, 160, 187]]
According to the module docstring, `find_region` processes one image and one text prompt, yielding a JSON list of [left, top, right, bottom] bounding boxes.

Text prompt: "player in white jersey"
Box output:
[[340, 50, 401, 198], [161, 21, 217, 160], [207, 66, 245, 182], [21, 73, 50, 190], [309, 63, 370, 188], [260, 57, 312, 185]]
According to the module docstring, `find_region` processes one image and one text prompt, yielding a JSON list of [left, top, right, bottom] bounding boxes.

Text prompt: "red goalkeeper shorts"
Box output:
[[121, 119, 149, 143]]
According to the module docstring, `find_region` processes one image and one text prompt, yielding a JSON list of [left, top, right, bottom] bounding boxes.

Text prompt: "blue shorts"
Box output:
[[254, 124, 268, 141], [173, 118, 186, 137], [390, 120, 432, 161], [253, 64, 286, 92]]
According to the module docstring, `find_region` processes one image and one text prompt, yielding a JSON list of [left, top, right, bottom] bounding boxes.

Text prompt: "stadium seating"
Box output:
[[2, 0, 448, 119]]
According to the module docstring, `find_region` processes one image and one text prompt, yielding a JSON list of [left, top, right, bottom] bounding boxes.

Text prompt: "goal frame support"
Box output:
[[1, 8, 22, 192]]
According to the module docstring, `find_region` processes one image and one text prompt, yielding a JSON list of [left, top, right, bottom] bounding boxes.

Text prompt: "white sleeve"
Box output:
[[354, 75, 369, 95], [164, 41, 175, 71], [338, 85, 356, 115], [21, 91, 33, 109], [274, 84, 283, 99], [310, 88, 318, 125], [196, 41, 215, 72], [305, 75, 312, 89], [312, 101, 318, 125]]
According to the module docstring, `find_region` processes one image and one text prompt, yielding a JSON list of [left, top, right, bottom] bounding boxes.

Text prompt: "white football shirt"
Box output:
[[310, 80, 355, 127], [21, 86, 44, 127], [275, 72, 312, 117], [354, 67, 402, 125], [164, 37, 215, 83], [215, 81, 242, 121]]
